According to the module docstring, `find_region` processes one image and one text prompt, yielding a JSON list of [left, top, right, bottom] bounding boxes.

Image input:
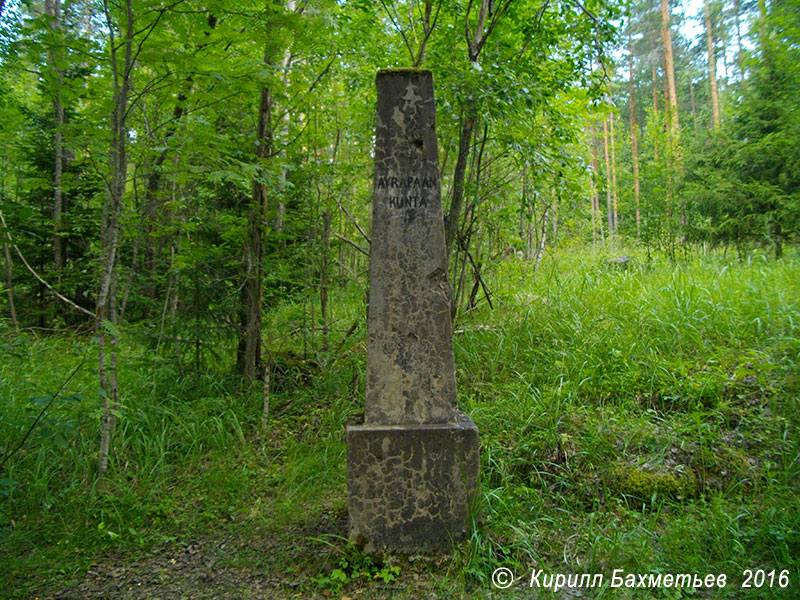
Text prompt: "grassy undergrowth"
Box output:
[[1, 246, 799, 598]]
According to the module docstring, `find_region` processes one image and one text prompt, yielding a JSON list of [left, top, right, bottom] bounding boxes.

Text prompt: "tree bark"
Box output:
[[243, 73, 272, 382], [534, 203, 549, 271], [45, 0, 66, 273], [320, 210, 330, 354], [97, 0, 133, 479], [629, 45, 641, 237], [519, 160, 526, 244], [141, 14, 217, 307], [2, 236, 18, 329], [444, 115, 475, 258], [444, 0, 511, 262], [552, 174, 559, 250], [590, 123, 603, 243], [652, 62, 659, 114], [413, 0, 442, 67], [734, 0, 743, 76], [652, 62, 659, 162], [660, 0, 679, 138], [602, 115, 613, 234], [704, 0, 721, 130], [609, 110, 619, 233], [241, 0, 300, 381]]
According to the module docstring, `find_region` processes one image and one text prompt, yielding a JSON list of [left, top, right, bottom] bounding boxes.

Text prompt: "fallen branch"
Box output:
[[0, 208, 96, 318], [336, 199, 371, 244], [333, 232, 369, 257]]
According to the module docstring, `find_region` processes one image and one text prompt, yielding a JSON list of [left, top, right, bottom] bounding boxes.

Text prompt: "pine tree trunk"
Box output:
[[590, 123, 603, 243], [629, 46, 641, 238], [660, 0, 679, 138], [609, 110, 619, 233], [734, 0, 743, 75], [652, 63, 659, 162], [704, 0, 721, 130], [652, 63, 659, 114], [602, 116, 613, 234]]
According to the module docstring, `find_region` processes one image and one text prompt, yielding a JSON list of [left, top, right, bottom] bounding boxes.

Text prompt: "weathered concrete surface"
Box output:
[[346, 412, 479, 554], [348, 69, 479, 554], [365, 68, 457, 426]]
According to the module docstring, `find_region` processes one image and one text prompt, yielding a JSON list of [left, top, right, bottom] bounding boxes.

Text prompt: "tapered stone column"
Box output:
[[346, 69, 479, 554]]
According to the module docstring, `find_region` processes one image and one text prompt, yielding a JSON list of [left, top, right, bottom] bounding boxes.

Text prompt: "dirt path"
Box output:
[[37, 510, 463, 600]]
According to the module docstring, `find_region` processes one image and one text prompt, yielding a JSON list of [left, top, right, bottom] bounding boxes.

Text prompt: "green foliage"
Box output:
[[681, 1, 800, 256], [1, 248, 798, 598], [1, 0, 799, 596], [451, 248, 799, 591], [310, 536, 401, 594]]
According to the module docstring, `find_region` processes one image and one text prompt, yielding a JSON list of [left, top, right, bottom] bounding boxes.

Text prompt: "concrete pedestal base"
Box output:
[[346, 411, 479, 554]]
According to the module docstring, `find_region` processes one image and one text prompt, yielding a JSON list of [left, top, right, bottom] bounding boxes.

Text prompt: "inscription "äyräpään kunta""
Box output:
[[376, 175, 438, 189], [388, 195, 427, 208]]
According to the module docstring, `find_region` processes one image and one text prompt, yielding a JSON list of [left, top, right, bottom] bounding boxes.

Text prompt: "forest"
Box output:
[[1, 0, 798, 598]]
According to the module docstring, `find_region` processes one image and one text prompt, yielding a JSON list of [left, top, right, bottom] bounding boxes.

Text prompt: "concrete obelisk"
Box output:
[[346, 69, 479, 554]]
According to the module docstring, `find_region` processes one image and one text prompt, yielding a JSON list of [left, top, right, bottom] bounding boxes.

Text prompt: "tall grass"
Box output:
[[1, 247, 798, 598], [454, 248, 799, 595]]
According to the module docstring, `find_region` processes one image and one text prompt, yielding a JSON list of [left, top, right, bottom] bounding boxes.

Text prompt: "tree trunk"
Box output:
[[534, 203, 549, 271], [552, 174, 559, 250], [771, 219, 783, 260], [320, 210, 330, 354], [629, 46, 641, 238], [660, 0, 679, 138], [590, 123, 603, 243], [445, 0, 511, 262], [652, 62, 659, 114], [241, 1, 300, 380], [45, 0, 66, 273], [602, 115, 613, 234], [2, 236, 18, 329], [757, 0, 767, 44], [652, 63, 659, 162], [141, 14, 217, 307], [609, 110, 619, 233], [734, 0, 743, 76], [97, 0, 133, 479], [243, 74, 272, 382], [519, 161, 526, 244], [689, 78, 698, 135], [141, 96, 186, 305], [444, 114, 475, 259], [704, 0, 721, 130]]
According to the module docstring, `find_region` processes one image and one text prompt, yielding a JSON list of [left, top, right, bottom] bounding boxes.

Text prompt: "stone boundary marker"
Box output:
[[346, 68, 480, 554]]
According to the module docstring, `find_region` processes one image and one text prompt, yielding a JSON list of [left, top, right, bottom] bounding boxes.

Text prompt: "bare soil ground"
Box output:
[[33, 509, 474, 600]]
